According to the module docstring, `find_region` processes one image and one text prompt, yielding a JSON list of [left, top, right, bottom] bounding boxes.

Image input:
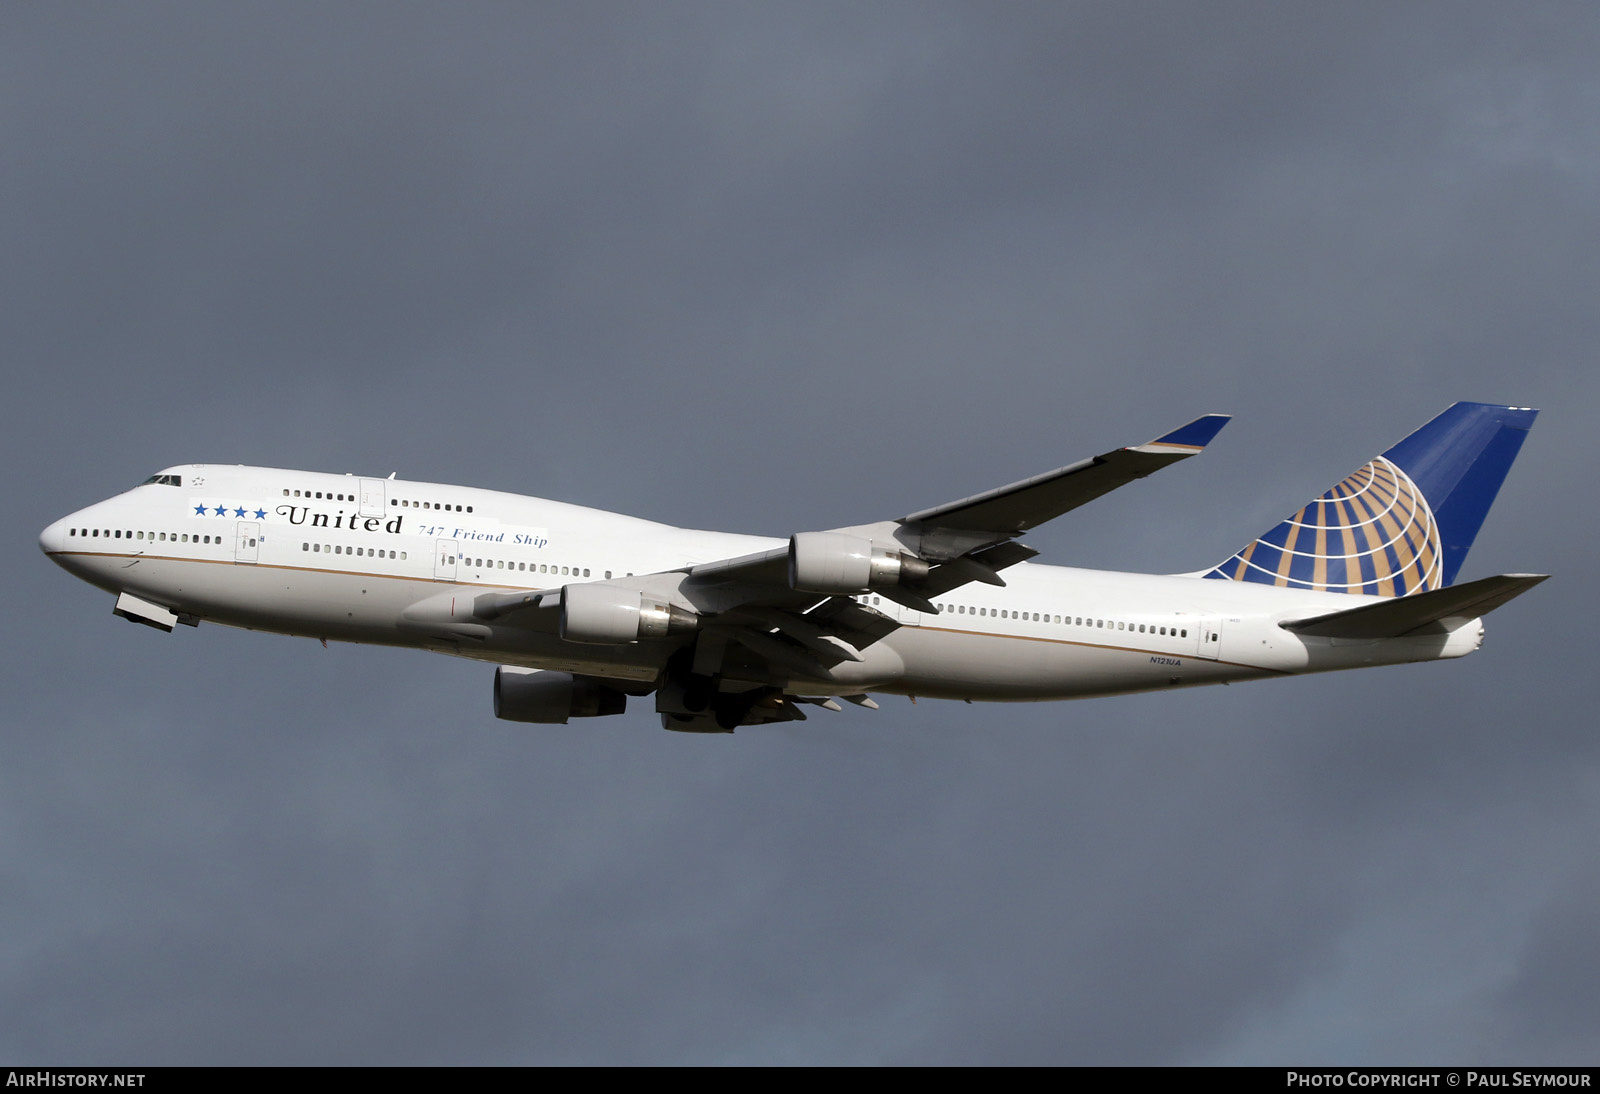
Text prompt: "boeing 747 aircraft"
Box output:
[[40, 403, 1543, 732]]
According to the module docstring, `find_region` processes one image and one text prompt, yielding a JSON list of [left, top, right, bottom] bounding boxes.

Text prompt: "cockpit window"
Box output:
[[140, 474, 182, 487]]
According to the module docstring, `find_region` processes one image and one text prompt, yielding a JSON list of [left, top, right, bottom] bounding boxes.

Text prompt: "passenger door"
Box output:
[[434, 539, 458, 581], [359, 479, 388, 519], [235, 522, 260, 564]]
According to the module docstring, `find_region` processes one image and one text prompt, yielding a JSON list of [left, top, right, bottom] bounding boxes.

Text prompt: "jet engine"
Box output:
[[787, 532, 930, 595], [493, 667, 627, 724], [559, 583, 699, 644]]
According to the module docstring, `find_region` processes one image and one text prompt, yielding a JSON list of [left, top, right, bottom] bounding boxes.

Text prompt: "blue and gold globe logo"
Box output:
[[1208, 457, 1442, 596]]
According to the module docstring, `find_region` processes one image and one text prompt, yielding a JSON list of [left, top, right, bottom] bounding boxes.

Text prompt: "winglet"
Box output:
[[1134, 414, 1232, 453]]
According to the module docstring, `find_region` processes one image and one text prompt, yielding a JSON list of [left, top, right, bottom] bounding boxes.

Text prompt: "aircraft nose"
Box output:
[[39, 516, 70, 557]]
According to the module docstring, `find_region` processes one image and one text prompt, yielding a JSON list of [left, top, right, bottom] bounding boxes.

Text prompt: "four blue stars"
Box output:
[[195, 503, 270, 518]]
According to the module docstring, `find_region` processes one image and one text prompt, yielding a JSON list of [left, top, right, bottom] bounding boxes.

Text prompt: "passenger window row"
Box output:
[[396, 498, 471, 512], [899, 595, 1190, 639], [440, 552, 593, 579], [68, 528, 223, 545], [279, 487, 474, 514], [283, 489, 354, 501], [303, 543, 405, 560]]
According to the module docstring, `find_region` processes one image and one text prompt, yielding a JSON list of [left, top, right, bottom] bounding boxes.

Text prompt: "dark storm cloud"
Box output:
[[4, 2, 1597, 1064]]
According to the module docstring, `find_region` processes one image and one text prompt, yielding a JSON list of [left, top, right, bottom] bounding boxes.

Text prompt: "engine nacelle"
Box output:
[[559, 582, 699, 644], [788, 532, 930, 595], [493, 667, 627, 724]]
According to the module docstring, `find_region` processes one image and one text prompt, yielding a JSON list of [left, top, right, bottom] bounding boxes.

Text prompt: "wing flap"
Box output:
[[920, 541, 1041, 598], [802, 596, 900, 651]]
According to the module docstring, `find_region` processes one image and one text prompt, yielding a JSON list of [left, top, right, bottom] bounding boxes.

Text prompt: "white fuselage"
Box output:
[[39, 465, 1484, 702]]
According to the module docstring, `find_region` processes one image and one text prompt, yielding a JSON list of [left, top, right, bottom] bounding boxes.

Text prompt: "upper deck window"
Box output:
[[140, 474, 182, 487]]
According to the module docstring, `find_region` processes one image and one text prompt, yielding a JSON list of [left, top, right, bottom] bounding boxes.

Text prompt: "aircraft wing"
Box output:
[[463, 414, 1231, 693], [668, 412, 1231, 597], [899, 414, 1231, 535]]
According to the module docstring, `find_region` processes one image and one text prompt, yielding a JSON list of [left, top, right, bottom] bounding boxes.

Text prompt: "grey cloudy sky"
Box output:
[[4, 2, 1597, 1064]]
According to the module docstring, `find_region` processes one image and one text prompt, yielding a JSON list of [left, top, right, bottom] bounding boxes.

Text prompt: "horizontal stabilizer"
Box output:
[[1281, 573, 1547, 639]]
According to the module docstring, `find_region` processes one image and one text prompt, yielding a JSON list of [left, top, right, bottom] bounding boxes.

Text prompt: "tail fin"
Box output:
[[1204, 402, 1538, 596]]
